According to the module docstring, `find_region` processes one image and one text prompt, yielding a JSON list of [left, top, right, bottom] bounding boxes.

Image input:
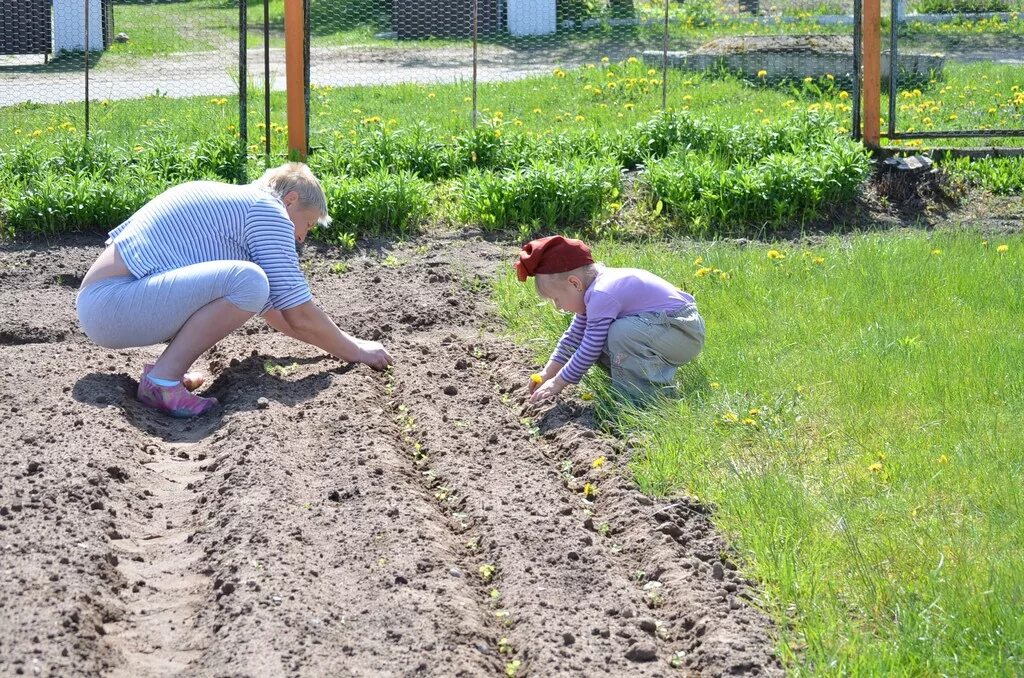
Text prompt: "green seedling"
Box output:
[[478, 563, 496, 583]]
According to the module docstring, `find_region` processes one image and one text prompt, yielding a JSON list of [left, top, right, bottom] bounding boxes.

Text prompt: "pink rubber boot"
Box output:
[[137, 372, 218, 418]]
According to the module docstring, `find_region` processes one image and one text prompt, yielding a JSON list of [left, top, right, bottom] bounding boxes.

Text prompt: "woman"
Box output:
[[76, 162, 393, 417]]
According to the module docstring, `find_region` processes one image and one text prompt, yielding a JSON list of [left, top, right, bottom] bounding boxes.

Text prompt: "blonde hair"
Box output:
[[252, 162, 331, 226], [535, 263, 599, 293]]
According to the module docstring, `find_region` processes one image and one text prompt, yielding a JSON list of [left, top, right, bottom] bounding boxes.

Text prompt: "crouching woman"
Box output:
[[76, 163, 392, 417]]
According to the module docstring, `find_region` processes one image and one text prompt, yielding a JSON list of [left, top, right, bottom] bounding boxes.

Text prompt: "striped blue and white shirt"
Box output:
[[106, 181, 311, 313]]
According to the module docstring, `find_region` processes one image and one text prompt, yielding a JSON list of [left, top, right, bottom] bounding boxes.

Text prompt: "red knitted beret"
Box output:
[[514, 236, 594, 282]]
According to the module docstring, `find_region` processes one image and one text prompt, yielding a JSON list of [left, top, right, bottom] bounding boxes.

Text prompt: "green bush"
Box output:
[[459, 159, 620, 231], [944, 156, 1024, 194], [0, 168, 163, 238], [318, 169, 431, 238], [641, 138, 870, 235], [913, 0, 1011, 12]]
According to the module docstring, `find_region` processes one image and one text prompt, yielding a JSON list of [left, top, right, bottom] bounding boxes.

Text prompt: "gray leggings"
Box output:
[[598, 308, 706, 400], [76, 260, 270, 349]]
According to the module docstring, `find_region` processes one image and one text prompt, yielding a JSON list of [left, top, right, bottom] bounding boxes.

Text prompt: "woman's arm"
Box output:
[[266, 301, 393, 370]]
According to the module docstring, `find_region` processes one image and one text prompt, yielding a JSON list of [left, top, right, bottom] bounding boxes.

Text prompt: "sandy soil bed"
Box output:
[[0, 233, 780, 677]]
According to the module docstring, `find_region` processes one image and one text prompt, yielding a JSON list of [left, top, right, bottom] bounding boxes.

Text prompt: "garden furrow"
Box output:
[[0, 234, 782, 675], [318, 235, 783, 675]]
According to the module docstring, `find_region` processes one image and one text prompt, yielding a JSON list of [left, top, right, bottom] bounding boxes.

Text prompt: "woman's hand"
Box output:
[[356, 340, 394, 371], [530, 375, 567, 404]]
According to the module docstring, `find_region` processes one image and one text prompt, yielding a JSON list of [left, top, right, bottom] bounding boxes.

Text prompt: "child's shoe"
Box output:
[[137, 375, 218, 418]]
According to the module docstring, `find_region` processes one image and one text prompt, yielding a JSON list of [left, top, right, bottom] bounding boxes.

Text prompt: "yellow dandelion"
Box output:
[[722, 411, 739, 423], [693, 256, 704, 266], [530, 373, 543, 385], [575, 115, 585, 122], [767, 249, 785, 260], [757, 69, 767, 78], [591, 456, 606, 469], [931, 249, 942, 255], [710, 382, 721, 389], [868, 462, 883, 472], [623, 103, 634, 110], [813, 256, 825, 265], [997, 244, 1009, 253], [938, 454, 950, 464]]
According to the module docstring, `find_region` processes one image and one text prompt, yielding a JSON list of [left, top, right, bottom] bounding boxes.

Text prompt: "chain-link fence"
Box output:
[[2, 0, 1022, 170], [882, 0, 1024, 147]]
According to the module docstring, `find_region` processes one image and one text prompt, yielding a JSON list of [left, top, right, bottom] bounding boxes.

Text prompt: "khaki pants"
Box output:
[[598, 307, 706, 401]]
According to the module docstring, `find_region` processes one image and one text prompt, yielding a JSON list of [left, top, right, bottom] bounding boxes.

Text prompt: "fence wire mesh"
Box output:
[[884, 0, 1024, 146], [1, 0, 1022, 172]]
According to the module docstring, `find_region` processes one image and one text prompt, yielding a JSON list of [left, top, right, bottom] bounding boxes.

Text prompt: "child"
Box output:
[[515, 235, 705, 404]]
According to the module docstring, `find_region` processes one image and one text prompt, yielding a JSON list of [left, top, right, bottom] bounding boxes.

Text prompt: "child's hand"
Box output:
[[530, 375, 567, 404], [528, 362, 562, 394]]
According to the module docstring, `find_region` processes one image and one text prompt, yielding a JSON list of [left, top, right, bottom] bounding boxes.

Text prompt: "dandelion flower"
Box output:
[[767, 249, 785, 260], [530, 373, 543, 385], [592, 456, 606, 468], [757, 69, 767, 78], [997, 244, 1009, 253], [868, 462, 883, 472]]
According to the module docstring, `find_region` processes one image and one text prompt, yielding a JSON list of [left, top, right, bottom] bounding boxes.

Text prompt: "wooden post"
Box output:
[[285, 0, 307, 160], [862, 0, 881, 147]]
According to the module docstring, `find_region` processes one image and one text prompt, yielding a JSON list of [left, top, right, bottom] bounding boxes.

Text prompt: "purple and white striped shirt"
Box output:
[[553, 266, 696, 383], [106, 181, 311, 313]]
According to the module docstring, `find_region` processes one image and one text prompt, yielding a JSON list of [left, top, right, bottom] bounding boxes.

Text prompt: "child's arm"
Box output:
[[532, 315, 586, 388], [531, 317, 614, 402]]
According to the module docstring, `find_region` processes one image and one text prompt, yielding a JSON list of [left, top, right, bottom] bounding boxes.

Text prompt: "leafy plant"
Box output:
[[459, 159, 620, 230]]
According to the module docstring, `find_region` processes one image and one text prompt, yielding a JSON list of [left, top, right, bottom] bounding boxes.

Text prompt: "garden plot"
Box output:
[[0, 235, 780, 676]]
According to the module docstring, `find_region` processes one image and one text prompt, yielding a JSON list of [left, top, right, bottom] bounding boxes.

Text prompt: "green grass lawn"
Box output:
[[494, 230, 1024, 675]]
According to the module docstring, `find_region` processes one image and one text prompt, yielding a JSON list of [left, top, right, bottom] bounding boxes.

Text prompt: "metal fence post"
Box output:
[[304, 0, 310, 155], [265, 0, 272, 167], [84, 0, 90, 140], [472, 0, 479, 129], [239, 0, 248, 182], [852, 0, 861, 140], [888, 0, 898, 140], [662, 0, 669, 110]]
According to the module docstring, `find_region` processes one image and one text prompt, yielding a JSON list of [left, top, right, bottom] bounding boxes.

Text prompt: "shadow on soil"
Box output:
[[72, 354, 356, 443]]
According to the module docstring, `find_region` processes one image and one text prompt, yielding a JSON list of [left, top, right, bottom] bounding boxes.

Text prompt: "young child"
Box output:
[[515, 235, 705, 404]]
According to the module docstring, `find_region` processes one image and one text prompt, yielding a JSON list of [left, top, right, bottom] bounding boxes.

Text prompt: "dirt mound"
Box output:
[[694, 35, 855, 56], [0, 234, 781, 676]]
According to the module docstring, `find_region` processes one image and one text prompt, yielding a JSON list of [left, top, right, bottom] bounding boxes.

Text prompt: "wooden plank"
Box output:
[[862, 0, 881, 147], [285, 0, 307, 160]]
